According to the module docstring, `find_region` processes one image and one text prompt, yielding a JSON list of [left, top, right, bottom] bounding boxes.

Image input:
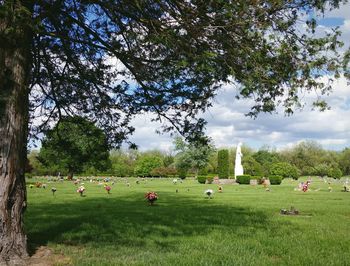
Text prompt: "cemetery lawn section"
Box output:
[[25, 177, 350, 266]]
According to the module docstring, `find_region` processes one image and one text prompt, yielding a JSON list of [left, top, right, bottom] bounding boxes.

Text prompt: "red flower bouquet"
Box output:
[[105, 185, 111, 194], [145, 192, 158, 205]]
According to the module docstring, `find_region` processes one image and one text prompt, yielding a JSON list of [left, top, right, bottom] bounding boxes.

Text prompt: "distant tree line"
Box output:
[[27, 130, 349, 179]]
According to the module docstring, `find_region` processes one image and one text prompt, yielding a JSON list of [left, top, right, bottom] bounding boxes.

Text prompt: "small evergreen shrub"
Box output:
[[268, 175, 282, 185], [197, 175, 207, 184], [236, 175, 251, 184], [217, 149, 229, 179], [178, 168, 187, 179]]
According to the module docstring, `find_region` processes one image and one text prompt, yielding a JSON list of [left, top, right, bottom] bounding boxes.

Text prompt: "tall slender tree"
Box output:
[[1, 0, 349, 263], [217, 149, 229, 179]]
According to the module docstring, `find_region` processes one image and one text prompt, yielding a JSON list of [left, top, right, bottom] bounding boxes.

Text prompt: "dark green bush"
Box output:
[[236, 175, 251, 184], [269, 162, 300, 180], [327, 167, 342, 179], [218, 149, 229, 179], [197, 175, 207, 184], [268, 175, 282, 185], [178, 168, 187, 179], [243, 157, 264, 176]]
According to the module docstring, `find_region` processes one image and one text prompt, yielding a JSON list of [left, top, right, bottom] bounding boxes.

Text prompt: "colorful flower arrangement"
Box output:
[[104, 185, 111, 194], [77, 185, 85, 196], [302, 181, 310, 192], [145, 192, 158, 205], [204, 189, 214, 198]]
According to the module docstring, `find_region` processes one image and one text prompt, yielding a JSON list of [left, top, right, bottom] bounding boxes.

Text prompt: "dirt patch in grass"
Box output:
[[27, 246, 72, 266]]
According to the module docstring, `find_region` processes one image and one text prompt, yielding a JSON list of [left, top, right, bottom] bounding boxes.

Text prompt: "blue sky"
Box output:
[[128, 2, 350, 152]]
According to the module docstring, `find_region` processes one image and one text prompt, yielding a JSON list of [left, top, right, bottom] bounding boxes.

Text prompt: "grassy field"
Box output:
[[25, 177, 350, 266]]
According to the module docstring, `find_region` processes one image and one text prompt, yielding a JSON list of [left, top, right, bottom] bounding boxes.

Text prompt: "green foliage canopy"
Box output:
[[270, 162, 300, 180], [174, 137, 215, 175], [217, 149, 230, 179], [38, 116, 111, 175], [327, 166, 343, 179], [243, 156, 264, 177], [339, 148, 350, 175], [2, 0, 348, 146], [134, 156, 163, 177]]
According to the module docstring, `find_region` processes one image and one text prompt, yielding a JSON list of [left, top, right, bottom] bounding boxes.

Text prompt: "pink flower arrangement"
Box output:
[[302, 181, 310, 192], [145, 192, 158, 205], [77, 186, 85, 196], [105, 185, 111, 194]]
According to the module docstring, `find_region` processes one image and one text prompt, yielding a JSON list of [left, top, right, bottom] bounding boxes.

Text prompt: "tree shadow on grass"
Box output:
[[25, 192, 292, 255]]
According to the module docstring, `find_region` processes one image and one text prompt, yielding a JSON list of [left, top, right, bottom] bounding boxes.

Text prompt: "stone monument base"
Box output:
[[213, 178, 238, 185]]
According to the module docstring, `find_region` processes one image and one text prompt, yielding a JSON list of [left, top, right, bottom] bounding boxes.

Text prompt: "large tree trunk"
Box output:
[[0, 1, 32, 265]]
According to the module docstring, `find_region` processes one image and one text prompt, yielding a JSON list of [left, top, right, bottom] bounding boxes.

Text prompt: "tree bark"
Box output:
[[0, 1, 32, 265]]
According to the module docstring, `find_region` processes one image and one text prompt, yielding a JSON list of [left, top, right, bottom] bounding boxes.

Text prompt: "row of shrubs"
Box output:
[[236, 175, 282, 185], [196, 175, 283, 185]]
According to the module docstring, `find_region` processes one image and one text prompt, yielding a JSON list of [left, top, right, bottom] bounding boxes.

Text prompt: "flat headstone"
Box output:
[[213, 179, 237, 185], [250, 179, 258, 185]]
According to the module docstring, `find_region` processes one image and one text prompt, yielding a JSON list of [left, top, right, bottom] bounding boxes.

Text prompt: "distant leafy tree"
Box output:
[[252, 149, 281, 175], [134, 156, 163, 177], [38, 117, 111, 177], [163, 155, 175, 168], [110, 149, 138, 177], [217, 149, 230, 179], [270, 162, 300, 180], [301, 166, 317, 176], [27, 150, 47, 176], [339, 148, 350, 175], [328, 167, 343, 179], [279, 141, 328, 175], [243, 156, 264, 177], [174, 137, 215, 176], [313, 163, 331, 177]]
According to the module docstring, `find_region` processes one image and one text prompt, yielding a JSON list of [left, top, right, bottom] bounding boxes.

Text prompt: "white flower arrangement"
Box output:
[[204, 189, 214, 198], [77, 185, 85, 196]]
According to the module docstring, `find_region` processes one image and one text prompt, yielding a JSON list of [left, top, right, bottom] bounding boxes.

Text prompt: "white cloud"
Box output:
[[127, 3, 350, 151], [31, 2, 350, 152], [325, 3, 350, 20], [128, 74, 350, 151]]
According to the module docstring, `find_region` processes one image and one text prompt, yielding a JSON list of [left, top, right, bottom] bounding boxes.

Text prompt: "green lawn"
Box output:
[[25, 177, 350, 266]]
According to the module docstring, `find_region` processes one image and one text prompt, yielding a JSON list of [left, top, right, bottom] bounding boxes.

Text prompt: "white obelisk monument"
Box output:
[[234, 142, 244, 178]]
